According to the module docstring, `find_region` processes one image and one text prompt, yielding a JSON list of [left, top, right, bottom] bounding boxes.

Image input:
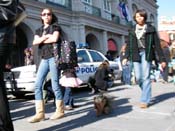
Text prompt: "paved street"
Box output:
[[9, 81, 175, 131]]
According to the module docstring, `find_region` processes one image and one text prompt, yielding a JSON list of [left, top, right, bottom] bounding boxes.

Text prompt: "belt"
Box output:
[[139, 48, 145, 52]]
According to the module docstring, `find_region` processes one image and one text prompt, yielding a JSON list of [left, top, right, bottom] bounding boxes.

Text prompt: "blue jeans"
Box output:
[[63, 87, 74, 107], [122, 64, 131, 85], [35, 57, 62, 100], [133, 51, 151, 104]]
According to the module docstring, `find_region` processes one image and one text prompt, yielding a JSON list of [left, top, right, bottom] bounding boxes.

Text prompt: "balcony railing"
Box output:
[[104, 11, 112, 21], [83, 3, 101, 17], [33, 0, 133, 27], [127, 21, 133, 27], [46, 0, 72, 10], [111, 14, 120, 24], [32, 0, 71, 9]]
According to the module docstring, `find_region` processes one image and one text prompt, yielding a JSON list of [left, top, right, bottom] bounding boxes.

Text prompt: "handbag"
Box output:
[[59, 70, 83, 87], [53, 40, 78, 70]]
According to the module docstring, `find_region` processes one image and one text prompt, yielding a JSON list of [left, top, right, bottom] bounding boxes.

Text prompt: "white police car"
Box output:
[[76, 49, 121, 82], [5, 49, 121, 97]]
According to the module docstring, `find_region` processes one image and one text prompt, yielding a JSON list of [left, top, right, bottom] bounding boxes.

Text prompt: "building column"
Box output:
[[121, 35, 125, 44], [71, 25, 86, 47], [79, 25, 86, 47], [71, 25, 79, 45], [102, 31, 108, 54]]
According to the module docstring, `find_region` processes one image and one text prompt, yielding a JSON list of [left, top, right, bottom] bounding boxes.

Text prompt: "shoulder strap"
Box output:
[[0, 0, 12, 6]]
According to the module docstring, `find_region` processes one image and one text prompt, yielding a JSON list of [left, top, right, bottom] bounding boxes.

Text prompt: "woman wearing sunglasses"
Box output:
[[28, 8, 64, 123]]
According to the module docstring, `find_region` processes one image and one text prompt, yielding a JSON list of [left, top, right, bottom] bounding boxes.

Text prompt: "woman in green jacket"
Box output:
[[122, 9, 166, 108]]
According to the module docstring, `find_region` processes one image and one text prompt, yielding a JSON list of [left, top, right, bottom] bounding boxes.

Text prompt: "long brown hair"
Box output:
[[41, 8, 58, 24], [99, 60, 109, 69]]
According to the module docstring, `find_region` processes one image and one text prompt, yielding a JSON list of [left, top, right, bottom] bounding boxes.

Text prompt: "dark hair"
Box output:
[[41, 8, 58, 24], [133, 9, 147, 22], [103, 60, 109, 65], [99, 60, 109, 69]]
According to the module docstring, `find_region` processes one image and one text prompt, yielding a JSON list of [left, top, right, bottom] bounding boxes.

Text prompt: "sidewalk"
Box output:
[[10, 81, 175, 131]]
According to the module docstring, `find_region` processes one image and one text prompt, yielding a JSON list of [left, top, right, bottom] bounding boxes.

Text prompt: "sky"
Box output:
[[157, 0, 175, 18]]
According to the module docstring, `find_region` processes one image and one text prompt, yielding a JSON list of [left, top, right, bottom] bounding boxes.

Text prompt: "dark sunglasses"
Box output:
[[41, 13, 52, 16]]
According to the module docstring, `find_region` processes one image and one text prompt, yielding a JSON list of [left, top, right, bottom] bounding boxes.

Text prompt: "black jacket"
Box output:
[[94, 67, 110, 90], [124, 23, 166, 63]]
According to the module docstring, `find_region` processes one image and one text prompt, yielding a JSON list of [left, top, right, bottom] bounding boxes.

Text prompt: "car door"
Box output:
[[76, 49, 99, 82], [89, 50, 121, 80]]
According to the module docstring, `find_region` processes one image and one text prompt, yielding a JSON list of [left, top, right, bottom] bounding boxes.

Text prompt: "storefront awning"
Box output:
[[108, 40, 117, 51], [159, 31, 170, 43]]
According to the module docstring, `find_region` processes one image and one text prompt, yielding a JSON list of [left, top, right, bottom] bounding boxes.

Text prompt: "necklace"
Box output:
[[135, 24, 147, 39]]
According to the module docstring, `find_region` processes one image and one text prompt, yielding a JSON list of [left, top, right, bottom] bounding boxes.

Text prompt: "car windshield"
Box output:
[[89, 50, 105, 62]]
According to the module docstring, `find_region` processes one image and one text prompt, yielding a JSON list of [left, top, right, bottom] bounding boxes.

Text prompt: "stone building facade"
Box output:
[[10, 0, 158, 67]]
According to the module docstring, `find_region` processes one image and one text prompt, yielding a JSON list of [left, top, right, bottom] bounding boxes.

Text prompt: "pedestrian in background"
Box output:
[[61, 69, 77, 111], [122, 9, 166, 108], [24, 47, 34, 65], [105, 51, 113, 61], [170, 40, 175, 83], [28, 8, 64, 123], [120, 44, 132, 85], [160, 41, 170, 83], [0, 0, 26, 130]]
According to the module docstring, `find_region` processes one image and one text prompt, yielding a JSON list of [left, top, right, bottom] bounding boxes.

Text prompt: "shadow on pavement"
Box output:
[[10, 100, 35, 121], [150, 92, 175, 106], [9, 85, 133, 130], [38, 97, 132, 131]]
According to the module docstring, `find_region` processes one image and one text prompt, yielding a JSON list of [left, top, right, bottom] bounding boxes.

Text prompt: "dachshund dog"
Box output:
[[94, 93, 112, 117]]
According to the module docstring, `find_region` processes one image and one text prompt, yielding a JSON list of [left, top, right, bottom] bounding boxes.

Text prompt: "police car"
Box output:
[[5, 49, 122, 97], [76, 49, 121, 82]]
